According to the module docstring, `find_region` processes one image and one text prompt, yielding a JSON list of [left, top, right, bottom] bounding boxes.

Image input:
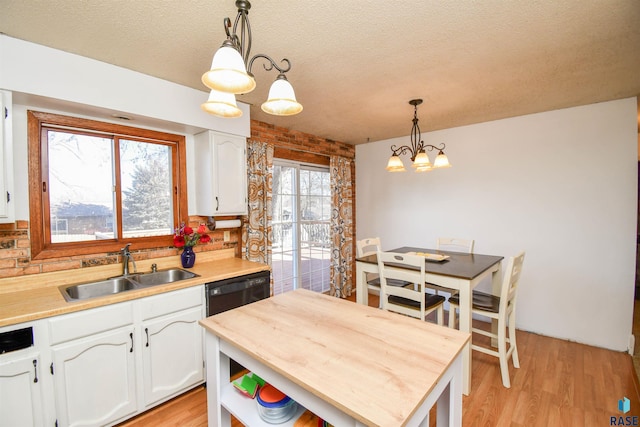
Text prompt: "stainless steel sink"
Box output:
[[128, 268, 198, 287], [60, 268, 199, 301], [61, 277, 137, 302]]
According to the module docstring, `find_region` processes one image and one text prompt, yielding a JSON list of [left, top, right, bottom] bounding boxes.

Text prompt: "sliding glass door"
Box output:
[[272, 161, 331, 295]]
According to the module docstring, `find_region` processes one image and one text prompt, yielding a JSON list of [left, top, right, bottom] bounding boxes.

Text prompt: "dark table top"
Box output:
[[356, 246, 504, 280]]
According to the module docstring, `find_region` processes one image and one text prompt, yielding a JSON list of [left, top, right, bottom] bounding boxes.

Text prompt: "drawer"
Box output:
[[49, 301, 134, 345], [140, 286, 203, 321]]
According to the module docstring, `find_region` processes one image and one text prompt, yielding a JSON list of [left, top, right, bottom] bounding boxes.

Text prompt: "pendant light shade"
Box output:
[[202, 41, 257, 94], [261, 74, 303, 116], [433, 150, 452, 168], [412, 150, 431, 169], [415, 164, 433, 173], [200, 89, 243, 118], [386, 155, 406, 172]]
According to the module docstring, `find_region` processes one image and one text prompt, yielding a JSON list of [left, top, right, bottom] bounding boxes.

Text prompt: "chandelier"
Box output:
[[386, 99, 451, 172], [201, 0, 303, 118]]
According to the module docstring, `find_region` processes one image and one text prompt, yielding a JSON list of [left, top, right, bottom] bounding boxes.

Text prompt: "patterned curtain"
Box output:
[[329, 155, 354, 298], [243, 139, 274, 265]]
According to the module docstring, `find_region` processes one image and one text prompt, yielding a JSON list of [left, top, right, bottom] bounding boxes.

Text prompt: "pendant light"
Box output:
[[386, 99, 451, 173], [201, 1, 302, 118]]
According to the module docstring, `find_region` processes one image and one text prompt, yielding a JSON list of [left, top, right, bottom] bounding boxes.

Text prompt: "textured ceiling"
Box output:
[[1, 0, 639, 144]]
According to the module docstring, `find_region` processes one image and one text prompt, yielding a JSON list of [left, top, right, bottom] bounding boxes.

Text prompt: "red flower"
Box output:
[[173, 235, 185, 248], [173, 222, 210, 249]]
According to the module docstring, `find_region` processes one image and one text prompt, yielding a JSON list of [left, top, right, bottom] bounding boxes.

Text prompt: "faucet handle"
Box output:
[[151, 263, 157, 273], [121, 243, 131, 253]]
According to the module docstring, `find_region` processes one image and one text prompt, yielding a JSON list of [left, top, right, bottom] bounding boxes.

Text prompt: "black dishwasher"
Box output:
[[205, 270, 271, 376]]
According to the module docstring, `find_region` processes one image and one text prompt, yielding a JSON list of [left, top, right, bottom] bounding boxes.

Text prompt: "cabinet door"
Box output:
[[0, 353, 43, 427], [51, 327, 137, 427], [214, 135, 247, 215], [0, 90, 11, 221], [141, 307, 204, 407], [195, 131, 247, 216]]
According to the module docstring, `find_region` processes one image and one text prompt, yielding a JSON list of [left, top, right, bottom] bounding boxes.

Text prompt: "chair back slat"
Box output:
[[356, 237, 381, 257], [437, 237, 475, 254], [377, 251, 426, 319]]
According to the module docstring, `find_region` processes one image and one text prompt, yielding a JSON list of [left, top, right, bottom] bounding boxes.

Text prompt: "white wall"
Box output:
[[356, 98, 638, 352]]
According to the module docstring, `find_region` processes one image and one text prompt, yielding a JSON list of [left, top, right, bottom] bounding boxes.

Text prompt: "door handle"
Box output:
[[216, 196, 219, 211], [33, 359, 38, 383], [129, 332, 134, 352], [145, 328, 149, 347]]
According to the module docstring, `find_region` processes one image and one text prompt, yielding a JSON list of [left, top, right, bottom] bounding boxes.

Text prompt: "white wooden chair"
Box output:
[[377, 251, 445, 325], [448, 251, 526, 388], [436, 237, 475, 254], [356, 238, 412, 308], [426, 237, 475, 296]]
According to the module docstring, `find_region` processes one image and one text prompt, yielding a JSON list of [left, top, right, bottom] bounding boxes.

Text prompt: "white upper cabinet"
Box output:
[[0, 90, 14, 223], [194, 130, 248, 216]]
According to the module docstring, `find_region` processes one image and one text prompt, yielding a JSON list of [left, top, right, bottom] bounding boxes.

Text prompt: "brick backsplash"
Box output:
[[0, 217, 241, 279]]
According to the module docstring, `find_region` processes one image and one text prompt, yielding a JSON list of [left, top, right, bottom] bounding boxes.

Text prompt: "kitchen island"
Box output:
[[200, 288, 470, 426]]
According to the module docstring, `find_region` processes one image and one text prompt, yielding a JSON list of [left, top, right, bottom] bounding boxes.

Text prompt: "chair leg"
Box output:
[[436, 305, 444, 326], [448, 305, 457, 328], [508, 311, 520, 369], [498, 320, 511, 388]]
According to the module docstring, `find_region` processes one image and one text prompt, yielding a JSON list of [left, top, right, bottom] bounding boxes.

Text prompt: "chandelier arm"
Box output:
[[390, 143, 447, 161], [423, 143, 446, 152], [247, 54, 292, 74], [390, 144, 413, 157], [230, 6, 252, 65], [223, 17, 232, 39]]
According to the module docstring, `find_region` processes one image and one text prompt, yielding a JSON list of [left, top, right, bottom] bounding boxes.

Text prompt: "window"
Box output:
[[271, 161, 331, 295], [28, 111, 187, 259]]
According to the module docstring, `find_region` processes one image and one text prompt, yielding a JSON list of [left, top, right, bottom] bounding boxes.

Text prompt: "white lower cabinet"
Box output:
[[0, 352, 44, 426], [46, 285, 205, 426], [141, 306, 204, 407], [51, 327, 137, 427]]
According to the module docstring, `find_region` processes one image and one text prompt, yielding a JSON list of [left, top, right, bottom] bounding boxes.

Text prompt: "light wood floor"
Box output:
[[119, 293, 640, 427]]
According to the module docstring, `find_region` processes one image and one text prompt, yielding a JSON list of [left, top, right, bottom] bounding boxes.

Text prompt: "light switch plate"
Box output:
[[224, 231, 230, 242]]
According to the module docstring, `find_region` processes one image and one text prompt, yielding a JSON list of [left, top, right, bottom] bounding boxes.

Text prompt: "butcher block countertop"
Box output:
[[0, 249, 269, 328], [200, 288, 470, 426]]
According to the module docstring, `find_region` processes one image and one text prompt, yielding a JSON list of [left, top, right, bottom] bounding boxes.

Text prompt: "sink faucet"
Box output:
[[121, 243, 137, 276]]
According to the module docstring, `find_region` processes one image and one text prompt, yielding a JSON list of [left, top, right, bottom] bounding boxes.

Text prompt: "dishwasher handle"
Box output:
[[208, 279, 258, 296]]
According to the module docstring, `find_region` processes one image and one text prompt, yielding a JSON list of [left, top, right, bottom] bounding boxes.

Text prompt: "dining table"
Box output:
[[355, 246, 504, 396]]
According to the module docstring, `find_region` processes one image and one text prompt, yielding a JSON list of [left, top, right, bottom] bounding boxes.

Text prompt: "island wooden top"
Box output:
[[199, 288, 470, 427], [357, 246, 504, 280]]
